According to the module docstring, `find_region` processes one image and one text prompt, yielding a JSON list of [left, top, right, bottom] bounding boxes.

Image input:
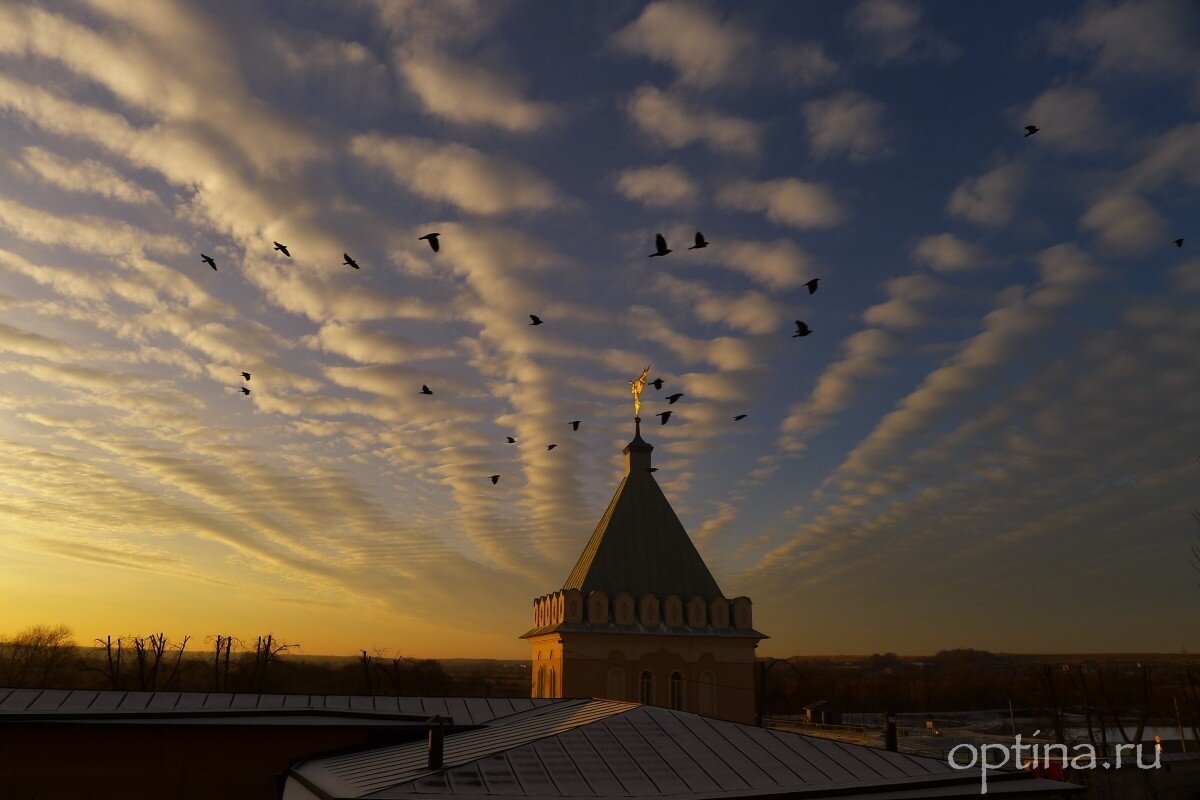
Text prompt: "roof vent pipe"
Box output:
[[426, 715, 445, 770]]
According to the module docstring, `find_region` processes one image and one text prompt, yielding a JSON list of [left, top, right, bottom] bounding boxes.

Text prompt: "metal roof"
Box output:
[[0, 688, 557, 726], [289, 702, 1080, 799], [561, 431, 725, 602]]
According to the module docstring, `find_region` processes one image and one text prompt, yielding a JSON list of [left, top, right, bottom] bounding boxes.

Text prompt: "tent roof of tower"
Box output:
[[561, 423, 724, 602]]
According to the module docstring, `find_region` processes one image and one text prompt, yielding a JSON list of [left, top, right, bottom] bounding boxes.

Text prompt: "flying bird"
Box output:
[[805, 278, 820, 295], [240, 387, 251, 395], [273, 242, 290, 257], [490, 475, 500, 485], [547, 443, 557, 450], [343, 253, 360, 269], [1024, 125, 1039, 137], [793, 320, 812, 338], [649, 233, 671, 257], [734, 414, 747, 421], [418, 233, 440, 253], [420, 384, 433, 395], [529, 315, 544, 326], [650, 378, 664, 390], [688, 231, 708, 250], [568, 420, 580, 431], [1175, 238, 1184, 247], [666, 393, 683, 404], [506, 436, 517, 443], [241, 372, 251, 381], [656, 410, 672, 425], [201, 254, 216, 271]]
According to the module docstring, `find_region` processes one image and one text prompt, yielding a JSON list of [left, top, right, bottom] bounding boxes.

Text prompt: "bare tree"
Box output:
[[246, 634, 297, 692], [0, 625, 75, 688]]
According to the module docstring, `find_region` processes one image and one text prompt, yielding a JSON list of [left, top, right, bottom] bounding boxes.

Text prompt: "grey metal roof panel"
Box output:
[[293, 699, 635, 798], [302, 704, 1076, 799], [0, 688, 562, 727], [562, 468, 724, 602]]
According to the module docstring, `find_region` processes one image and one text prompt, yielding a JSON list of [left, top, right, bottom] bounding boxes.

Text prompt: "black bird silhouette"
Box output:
[[529, 315, 543, 326], [568, 420, 580, 431], [420, 384, 433, 395], [1024, 125, 1039, 137], [656, 410, 672, 425], [649, 233, 671, 257], [733, 414, 747, 421], [506, 436, 517, 443], [805, 278, 820, 295], [241, 372, 251, 381], [1175, 238, 1184, 247], [343, 253, 360, 269], [201, 254, 216, 271], [688, 231, 708, 250], [240, 387, 251, 395], [273, 242, 290, 257], [547, 443, 557, 450], [646, 467, 658, 473], [418, 232, 440, 253], [793, 320, 812, 338], [666, 393, 683, 404], [490, 474, 500, 485], [650, 378, 664, 390]]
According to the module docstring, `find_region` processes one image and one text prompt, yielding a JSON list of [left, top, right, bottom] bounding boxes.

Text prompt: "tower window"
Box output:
[[639, 670, 654, 705], [669, 671, 685, 711], [549, 667, 557, 698]]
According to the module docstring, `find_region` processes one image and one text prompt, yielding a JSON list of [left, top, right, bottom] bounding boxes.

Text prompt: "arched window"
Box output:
[[549, 667, 557, 698], [607, 668, 625, 700], [639, 670, 654, 705], [698, 670, 715, 716], [535, 666, 545, 698], [669, 671, 685, 710]]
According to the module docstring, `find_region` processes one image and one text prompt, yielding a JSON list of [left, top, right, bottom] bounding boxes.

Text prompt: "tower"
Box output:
[[521, 417, 767, 724]]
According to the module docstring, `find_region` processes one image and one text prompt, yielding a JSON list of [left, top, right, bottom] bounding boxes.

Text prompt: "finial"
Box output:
[[629, 364, 650, 420]]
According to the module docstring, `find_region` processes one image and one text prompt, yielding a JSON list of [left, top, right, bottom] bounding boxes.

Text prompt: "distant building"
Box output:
[[803, 700, 843, 725], [521, 419, 766, 724]]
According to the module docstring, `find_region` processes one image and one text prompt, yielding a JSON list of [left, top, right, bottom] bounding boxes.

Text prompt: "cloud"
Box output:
[[834, 243, 1100, 480], [653, 275, 788, 335], [14, 146, 159, 205], [611, 0, 755, 88], [847, 0, 962, 64], [1022, 85, 1113, 153], [802, 91, 890, 162], [695, 238, 821, 291], [308, 322, 458, 364], [911, 233, 986, 272], [627, 85, 762, 156], [349, 133, 563, 214], [778, 328, 895, 453], [717, 179, 846, 229], [615, 164, 699, 208], [0, 322, 74, 361], [611, 1, 837, 88], [1173, 258, 1200, 292], [861, 274, 949, 329], [1080, 193, 1167, 256], [947, 163, 1024, 226], [1043, 0, 1200, 80], [399, 53, 557, 133], [773, 43, 840, 88]]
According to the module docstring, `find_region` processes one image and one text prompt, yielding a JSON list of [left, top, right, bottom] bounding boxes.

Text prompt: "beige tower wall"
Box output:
[[527, 631, 759, 725]]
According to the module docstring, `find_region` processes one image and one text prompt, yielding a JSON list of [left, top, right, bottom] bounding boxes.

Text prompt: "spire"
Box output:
[[624, 417, 652, 474], [563, 418, 723, 601]]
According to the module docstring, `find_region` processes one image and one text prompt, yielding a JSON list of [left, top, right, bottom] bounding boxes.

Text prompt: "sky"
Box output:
[[0, 0, 1198, 659]]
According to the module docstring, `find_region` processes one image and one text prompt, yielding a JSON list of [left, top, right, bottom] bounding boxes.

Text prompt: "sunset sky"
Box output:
[[0, 0, 1197, 659]]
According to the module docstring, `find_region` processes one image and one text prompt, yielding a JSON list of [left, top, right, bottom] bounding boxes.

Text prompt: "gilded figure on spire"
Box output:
[[629, 364, 650, 419]]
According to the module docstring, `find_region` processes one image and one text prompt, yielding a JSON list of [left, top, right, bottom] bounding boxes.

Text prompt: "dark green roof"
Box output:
[[562, 427, 724, 601]]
